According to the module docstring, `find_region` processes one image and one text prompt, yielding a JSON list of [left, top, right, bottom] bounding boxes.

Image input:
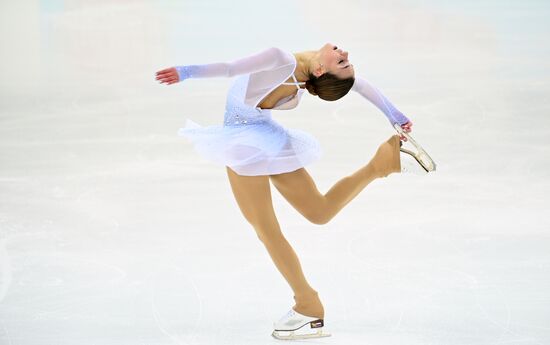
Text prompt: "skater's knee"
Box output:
[[309, 215, 331, 225], [251, 220, 283, 243], [255, 230, 284, 246], [306, 208, 332, 225], [242, 208, 276, 230]]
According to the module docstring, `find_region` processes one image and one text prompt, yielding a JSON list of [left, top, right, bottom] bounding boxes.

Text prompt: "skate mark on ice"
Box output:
[[344, 231, 418, 331], [0, 239, 13, 304], [30, 252, 128, 316], [413, 226, 543, 344], [150, 259, 203, 345], [438, 240, 543, 344], [1, 320, 13, 345], [345, 228, 541, 343]]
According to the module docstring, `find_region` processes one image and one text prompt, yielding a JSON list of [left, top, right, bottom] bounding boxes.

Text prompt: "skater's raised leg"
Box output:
[[270, 135, 401, 225], [226, 166, 324, 319]]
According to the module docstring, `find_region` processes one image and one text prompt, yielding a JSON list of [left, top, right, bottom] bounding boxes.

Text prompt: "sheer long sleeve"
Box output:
[[175, 47, 289, 80], [351, 76, 410, 126]]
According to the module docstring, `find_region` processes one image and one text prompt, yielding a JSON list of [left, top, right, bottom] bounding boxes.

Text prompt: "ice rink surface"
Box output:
[[1, 1, 549, 344]]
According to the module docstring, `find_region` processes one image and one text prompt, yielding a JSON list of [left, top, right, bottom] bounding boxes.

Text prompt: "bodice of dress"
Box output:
[[244, 52, 306, 111], [272, 66, 307, 110], [222, 54, 307, 126], [223, 74, 274, 126]]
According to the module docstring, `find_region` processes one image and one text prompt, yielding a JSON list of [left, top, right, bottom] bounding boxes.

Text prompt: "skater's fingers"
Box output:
[[157, 71, 177, 80], [156, 67, 175, 75], [156, 72, 173, 78], [158, 76, 179, 84], [401, 122, 413, 134], [159, 77, 177, 84], [156, 70, 179, 83]]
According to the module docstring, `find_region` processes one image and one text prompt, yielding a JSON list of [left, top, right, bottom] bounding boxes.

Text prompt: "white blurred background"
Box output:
[[1, 1, 549, 344]]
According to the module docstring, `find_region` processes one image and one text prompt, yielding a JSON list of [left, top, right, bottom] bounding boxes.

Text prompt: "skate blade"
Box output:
[[393, 123, 437, 172], [400, 148, 429, 173], [271, 328, 331, 340]]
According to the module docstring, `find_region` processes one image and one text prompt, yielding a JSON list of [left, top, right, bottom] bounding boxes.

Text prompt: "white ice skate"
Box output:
[[399, 145, 429, 174], [271, 308, 331, 340], [394, 123, 437, 173]]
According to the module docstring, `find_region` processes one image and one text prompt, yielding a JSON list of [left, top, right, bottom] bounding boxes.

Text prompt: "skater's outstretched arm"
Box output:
[[155, 47, 290, 85], [351, 76, 411, 127]]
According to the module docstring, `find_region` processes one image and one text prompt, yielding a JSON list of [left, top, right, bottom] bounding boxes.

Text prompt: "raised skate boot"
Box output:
[[399, 141, 429, 174], [394, 123, 437, 173]]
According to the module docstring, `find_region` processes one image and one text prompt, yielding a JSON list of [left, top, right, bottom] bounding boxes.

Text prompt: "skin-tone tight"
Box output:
[[225, 135, 401, 319]]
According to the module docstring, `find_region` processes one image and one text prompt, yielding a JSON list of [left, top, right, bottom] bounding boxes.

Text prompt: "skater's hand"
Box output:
[[155, 67, 180, 85], [399, 121, 413, 141]]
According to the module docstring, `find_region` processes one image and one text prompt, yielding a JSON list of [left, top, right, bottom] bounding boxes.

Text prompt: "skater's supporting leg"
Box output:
[[226, 166, 324, 319], [270, 135, 401, 225]]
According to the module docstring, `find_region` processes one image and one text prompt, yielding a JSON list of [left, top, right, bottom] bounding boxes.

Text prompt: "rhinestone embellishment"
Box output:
[[224, 113, 251, 126]]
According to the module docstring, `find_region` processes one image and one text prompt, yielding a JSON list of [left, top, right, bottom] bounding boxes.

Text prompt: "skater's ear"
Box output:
[[312, 63, 325, 78]]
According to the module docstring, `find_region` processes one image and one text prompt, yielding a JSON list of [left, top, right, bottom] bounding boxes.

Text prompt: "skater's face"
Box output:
[[319, 43, 354, 79]]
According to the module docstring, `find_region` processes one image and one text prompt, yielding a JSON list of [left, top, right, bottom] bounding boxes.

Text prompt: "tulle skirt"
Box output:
[[177, 76, 322, 176]]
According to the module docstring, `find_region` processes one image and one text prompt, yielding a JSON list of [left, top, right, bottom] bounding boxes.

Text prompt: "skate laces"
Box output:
[[280, 309, 296, 321]]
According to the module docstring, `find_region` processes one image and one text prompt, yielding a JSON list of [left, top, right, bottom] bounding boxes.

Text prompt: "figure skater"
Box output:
[[155, 43, 434, 340]]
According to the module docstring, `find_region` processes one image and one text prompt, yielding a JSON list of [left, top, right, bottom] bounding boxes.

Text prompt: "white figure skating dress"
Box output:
[[176, 47, 410, 176]]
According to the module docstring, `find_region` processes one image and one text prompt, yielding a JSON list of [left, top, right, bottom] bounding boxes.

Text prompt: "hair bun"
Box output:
[[305, 80, 318, 96]]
